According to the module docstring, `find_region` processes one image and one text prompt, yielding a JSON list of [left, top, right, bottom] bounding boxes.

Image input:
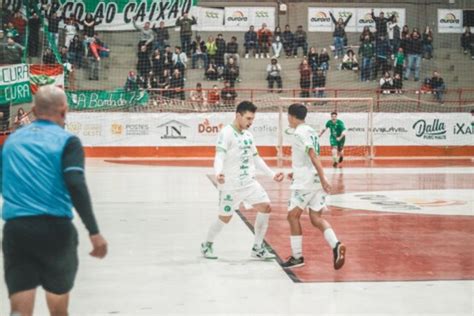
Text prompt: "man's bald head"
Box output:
[[33, 85, 68, 126]]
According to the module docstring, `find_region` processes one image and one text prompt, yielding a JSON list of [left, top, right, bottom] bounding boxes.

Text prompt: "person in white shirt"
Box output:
[[64, 18, 79, 49], [201, 101, 284, 260], [281, 103, 346, 269]]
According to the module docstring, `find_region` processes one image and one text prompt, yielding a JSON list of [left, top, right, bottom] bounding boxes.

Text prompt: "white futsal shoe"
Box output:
[[201, 242, 218, 259], [251, 245, 276, 260]]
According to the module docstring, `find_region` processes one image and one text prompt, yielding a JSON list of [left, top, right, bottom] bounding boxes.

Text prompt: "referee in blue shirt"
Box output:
[[2, 85, 108, 316]]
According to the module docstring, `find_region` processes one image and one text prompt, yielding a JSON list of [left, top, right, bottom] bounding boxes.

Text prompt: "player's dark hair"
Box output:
[[288, 103, 307, 120], [236, 101, 257, 115], [331, 111, 338, 116]]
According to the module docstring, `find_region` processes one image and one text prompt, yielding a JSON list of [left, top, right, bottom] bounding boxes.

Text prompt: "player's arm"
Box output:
[[214, 130, 229, 184], [62, 136, 107, 258], [308, 148, 331, 193], [253, 154, 284, 182], [319, 127, 327, 138], [336, 121, 347, 141]]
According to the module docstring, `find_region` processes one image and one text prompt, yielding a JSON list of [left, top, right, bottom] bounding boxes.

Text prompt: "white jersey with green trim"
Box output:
[[287, 124, 321, 190], [216, 124, 258, 190]]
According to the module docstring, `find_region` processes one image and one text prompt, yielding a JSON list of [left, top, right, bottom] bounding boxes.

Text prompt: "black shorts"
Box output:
[[3, 216, 79, 296]]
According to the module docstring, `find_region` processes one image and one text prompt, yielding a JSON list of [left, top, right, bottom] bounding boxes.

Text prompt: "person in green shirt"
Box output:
[[319, 112, 346, 167]]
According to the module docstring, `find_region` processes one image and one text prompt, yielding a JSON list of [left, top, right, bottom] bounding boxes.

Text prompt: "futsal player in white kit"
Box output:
[[201, 101, 284, 260], [282, 103, 346, 269]]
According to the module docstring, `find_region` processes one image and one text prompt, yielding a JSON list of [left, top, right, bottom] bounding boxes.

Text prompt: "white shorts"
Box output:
[[288, 189, 327, 212], [218, 181, 270, 216]]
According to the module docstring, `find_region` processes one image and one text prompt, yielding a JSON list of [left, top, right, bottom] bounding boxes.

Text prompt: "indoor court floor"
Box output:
[[1, 158, 473, 315]]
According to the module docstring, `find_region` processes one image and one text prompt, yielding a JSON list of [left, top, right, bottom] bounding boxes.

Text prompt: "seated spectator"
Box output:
[[431, 71, 446, 103], [341, 49, 359, 71], [14, 107, 30, 130], [379, 71, 394, 94], [133, 18, 155, 55], [157, 69, 171, 97], [266, 58, 283, 93], [68, 34, 83, 68], [169, 68, 185, 100], [215, 33, 226, 67], [419, 77, 432, 94], [172, 46, 187, 74], [312, 69, 326, 98], [221, 81, 237, 107], [190, 82, 207, 110], [393, 73, 403, 93], [244, 25, 258, 59], [191, 35, 208, 69], [422, 26, 433, 59], [42, 47, 56, 64], [224, 36, 239, 65], [307, 47, 319, 71], [207, 84, 221, 108], [137, 45, 151, 88], [223, 57, 239, 87], [393, 47, 405, 76], [152, 21, 169, 52], [319, 48, 330, 72], [205, 36, 217, 64], [59, 46, 69, 63], [124, 71, 143, 92], [274, 26, 282, 39], [282, 24, 294, 58], [5, 36, 24, 64], [257, 23, 272, 59], [205, 62, 219, 81], [272, 35, 283, 58], [460, 27, 473, 56], [299, 58, 312, 98], [293, 25, 308, 57]]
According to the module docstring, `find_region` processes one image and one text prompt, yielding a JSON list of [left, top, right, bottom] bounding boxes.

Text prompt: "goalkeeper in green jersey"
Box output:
[[319, 112, 346, 167]]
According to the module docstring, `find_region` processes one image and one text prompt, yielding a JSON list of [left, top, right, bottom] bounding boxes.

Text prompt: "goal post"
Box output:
[[277, 97, 375, 167]]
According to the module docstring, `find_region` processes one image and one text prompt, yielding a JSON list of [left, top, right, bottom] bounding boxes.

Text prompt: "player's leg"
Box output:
[[10, 289, 37, 316], [282, 190, 307, 268], [308, 190, 346, 270], [45, 291, 70, 316], [331, 146, 339, 167], [337, 139, 345, 164]]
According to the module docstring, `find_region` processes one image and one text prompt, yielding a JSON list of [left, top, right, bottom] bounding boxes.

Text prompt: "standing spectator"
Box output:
[[11, 11, 26, 45], [87, 37, 109, 80], [359, 35, 375, 82], [152, 21, 169, 52], [341, 49, 359, 71], [150, 49, 163, 88], [329, 12, 352, 59], [162, 45, 174, 72], [307, 47, 319, 71], [312, 69, 326, 98], [401, 25, 410, 40], [293, 25, 308, 57], [359, 26, 375, 44], [371, 9, 396, 37], [45, 6, 62, 48], [223, 57, 239, 87], [5, 22, 19, 43], [387, 17, 401, 55], [422, 26, 434, 59], [205, 62, 219, 81], [373, 36, 391, 79], [207, 84, 220, 108], [379, 71, 394, 94], [190, 82, 207, 110], [461, 27, 472, 55], [42, 47, 56, 64], [244, 25, 258, 59], [257, 23, 272, 59], [59, 46, 69, 63], [393, 47, 405, 76], [28, 11, 41, 57], [14, 108, 31, 130], [266, 58, 283, 93], [175, 12, 197, 56], [137, 45, 151, 88], [169, 68, 185, 100], [319, 48, 330, 72], [64, 18, 79, 49], [299, 58, 312, 97], [68, 35, 83, 68], [205, 36, 217, 64], [4, 37, 24, 64], [221, 81, 237, 107], [215, 33, 226, 67], [82, 13, 101, 46], [172, 46, 188, 74], [272, 35, 283, 58], [282, 24, 294, 58], [404, 31, 423, 81], [191, 35, 208, 69], [224, 36, 239, 65], [393, 73, 403, 93], [431, 71, 446, 103], [133, 18, 155, 55]]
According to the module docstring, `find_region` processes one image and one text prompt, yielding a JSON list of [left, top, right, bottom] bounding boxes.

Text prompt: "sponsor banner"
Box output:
[[438, 9, 464, 34], [0, 64, 32, 105], [224, 7, 275, 31], [66, 112, 473, 147], [29, 64, 64, 94], [308, 7, 405, 33], [66, 89, 149, 110], [195, 7, 224, 31]]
